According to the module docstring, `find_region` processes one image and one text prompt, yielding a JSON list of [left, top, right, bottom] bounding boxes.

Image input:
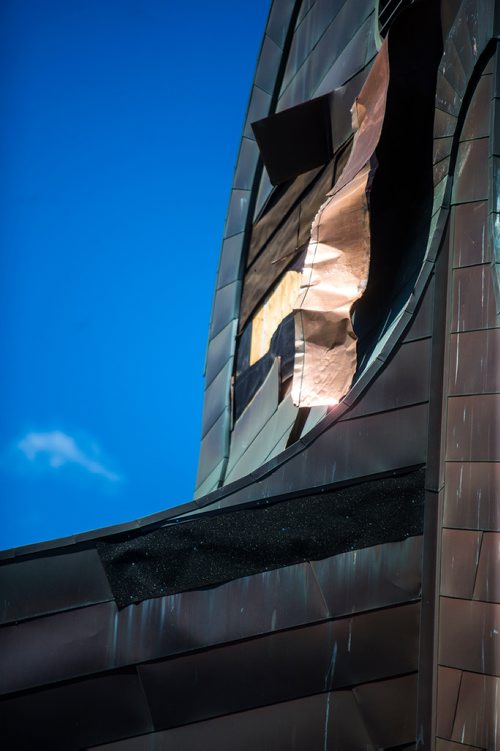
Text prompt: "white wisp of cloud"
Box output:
[[17, 430, 122, 482]]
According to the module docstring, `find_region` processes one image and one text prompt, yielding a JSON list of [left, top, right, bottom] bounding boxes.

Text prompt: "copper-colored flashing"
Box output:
[[292, 42, 390, 407]]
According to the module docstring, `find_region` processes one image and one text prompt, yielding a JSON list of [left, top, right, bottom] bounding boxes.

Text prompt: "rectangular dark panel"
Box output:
[[439, 596, 500, 676], [473, 532, 500, 603], [445, 394, 500, 462], [252, 94, 333, 185], [436, 666, 463, 739], [451, 671, 500, 749], [450, 264, 498, 333], [444, 462, 500, 531], [0, 670, 153, 751], [0, 547, 113, 625], [440, 529, 482, 599], [353, 673, 418, 749], [448, 329, 500, 396], [311, 536, 422, 618]]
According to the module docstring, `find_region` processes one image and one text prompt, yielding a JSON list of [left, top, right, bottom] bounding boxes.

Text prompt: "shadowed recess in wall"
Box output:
[[97, 467, 425, 607]]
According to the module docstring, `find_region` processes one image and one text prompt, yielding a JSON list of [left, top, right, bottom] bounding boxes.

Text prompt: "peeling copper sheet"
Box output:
[[250, 271, 301, 365], [292, 41, 390, 407]]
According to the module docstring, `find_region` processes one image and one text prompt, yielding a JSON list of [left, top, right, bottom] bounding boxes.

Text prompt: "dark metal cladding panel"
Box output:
[[440, 529, 482, 599], [434, 137, 454, 164], [204, 319, 237, 388], [439, 596, 500, 676], [195, 409, 229, 488], [0, 670, 153, 751], [436, 71, 462, 117], [473, 533, 500, 603], [112, 562, 329, 665], [224, 190, 251, 239], [217, 231, 244, 290], [311, 537, 422, 618], [233, 137, 260, 190], [436, 666, 463, 739], [248, 166, 323, 264], [434, 108, 458, 138], [434, 156, 450, 186], [444, 462, 500, 531], [254, 34, 282, 95], [326, 603, 420, 689], [439, 36, 467, 95], [451, 138, 489, 205], [353, 673, 418, 749], [201, 358, 233, 437], [450, 263, 498, 333], [243, 86, 272, 139], [87, 692, 358, 751], [0, 601, 117, 695], [448, 329, 500, 396], [264, 404, 428, 496], [403, 275, 435, 342], [0, 547, 113, 625], [138, 622, 338, 730], [445, 395, 500, 462], [341, 338, 431, 417], [252, 94, 333, 186], [209, 280, 241, 339], [460, 73, 493, 142], [324, 689, 375, 750], [451, 201, 489, 268], [451, 671, 500, 749], [139, 602, 420, 730]]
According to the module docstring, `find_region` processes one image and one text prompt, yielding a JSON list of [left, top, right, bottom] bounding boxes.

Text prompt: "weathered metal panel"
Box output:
[[448, 329, 500, 396], [311, 536, 422, 618], [450, 263, 498, 334], [439, 596, 500, 677], [0, 670, 153, 751], [445, 394, 500, 462], [440, 529, 482, 599], [0, 548, 113, 625], [444, 462, 500, 531], [451, 671, 500, 749], [473, 532, 500, 603], [353, 673, 418, 749], [436, 666, 463, 740]]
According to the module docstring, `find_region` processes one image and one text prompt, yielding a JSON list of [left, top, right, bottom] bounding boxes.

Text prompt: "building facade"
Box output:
[[0, 0, 499, 748]]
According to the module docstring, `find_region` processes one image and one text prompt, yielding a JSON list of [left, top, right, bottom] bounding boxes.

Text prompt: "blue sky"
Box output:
[[0, 0, 270, 549]]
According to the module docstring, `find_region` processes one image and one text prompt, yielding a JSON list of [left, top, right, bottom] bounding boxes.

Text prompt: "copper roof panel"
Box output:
[[450, 264, 498, 333], [451, 671, 500, 749], [440, 529, 482, 599], [448, 329, 500, 396], [439, 596, 500, 676], [473, 532, 500, 604], [446, 394, 500, 462], [452, 201, 489, 268], [444, 462, 500, 531], [436, 666, 463, 739]]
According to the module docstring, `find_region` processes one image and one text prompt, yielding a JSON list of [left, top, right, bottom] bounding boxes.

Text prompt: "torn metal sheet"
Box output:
[[292, 41, 390, 407]]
